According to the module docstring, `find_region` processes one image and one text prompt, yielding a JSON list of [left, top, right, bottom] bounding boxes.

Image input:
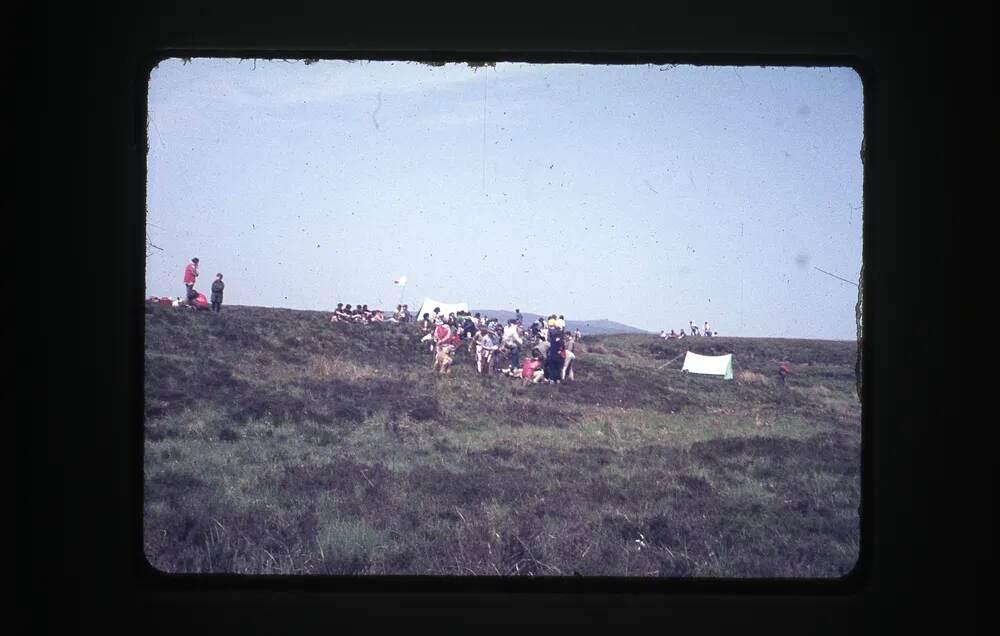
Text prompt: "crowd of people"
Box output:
[[419, 311, 580, 384], [168, 258, 584, 383], [659, 320, 717, 339], [329, 303, 408, 324], [326, 302, 581, 383]]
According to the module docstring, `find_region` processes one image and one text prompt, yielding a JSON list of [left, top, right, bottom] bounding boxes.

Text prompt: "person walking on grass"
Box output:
[[778, 361, 790, 386], [183, 257, 199, 304], [502, 319, 523, 374], [476, 326, 500, 375], [210, 273, 225, 313]]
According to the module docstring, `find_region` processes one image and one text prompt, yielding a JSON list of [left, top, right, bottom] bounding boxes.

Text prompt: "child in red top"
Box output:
[[521, 349, 544, 382]]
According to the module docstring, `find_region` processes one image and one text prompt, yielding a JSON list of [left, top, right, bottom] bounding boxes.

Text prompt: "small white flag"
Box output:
[[394, 275, 407, 286]]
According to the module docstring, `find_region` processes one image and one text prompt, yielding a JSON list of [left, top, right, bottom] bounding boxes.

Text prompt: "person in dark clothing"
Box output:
[[778, 362, 790, 386], [544, 328, 565, 382], [462, 315, 477, 341], [210, 273, 225, 313]]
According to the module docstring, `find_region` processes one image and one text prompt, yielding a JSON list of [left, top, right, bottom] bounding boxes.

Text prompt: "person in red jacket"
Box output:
[[778, 361, 791, 386], [183, 257, 200, 304]]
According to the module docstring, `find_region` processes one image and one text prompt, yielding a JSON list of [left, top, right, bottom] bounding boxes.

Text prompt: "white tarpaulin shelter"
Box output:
[[681, 351, 734, 380], [414, 297, 470, 321]]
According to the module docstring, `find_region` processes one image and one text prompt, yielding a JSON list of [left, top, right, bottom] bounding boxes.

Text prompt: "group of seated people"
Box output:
[[659, 321, 717, 339], [330, 303, 412, 324], [423, 312, 578, 384]]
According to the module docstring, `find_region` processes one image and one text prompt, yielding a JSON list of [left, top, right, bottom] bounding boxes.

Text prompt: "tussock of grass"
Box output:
[[144, 303, 860, 577], [737, 370, 771, 384]]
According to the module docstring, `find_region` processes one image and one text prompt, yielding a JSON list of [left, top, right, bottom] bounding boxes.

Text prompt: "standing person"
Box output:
[[476, 326, 499, 375], [556, 315, 566, 330], [210, 273, 225, 313], [462, 314, 477, 350], [514, 308, 523, 325], [544, 327, 565, 383], [704, 322, 712, 337], [502, 319, 523, 374], [530, 319, 541, 340], [430, 319, 452, 367], [183, 257, 200, 303], [492, 324, 506, 374], [562, 331, 577, 381], [778, 362, 791, 386], [573, 327, 582, 341], [690, 321, 700, 336]]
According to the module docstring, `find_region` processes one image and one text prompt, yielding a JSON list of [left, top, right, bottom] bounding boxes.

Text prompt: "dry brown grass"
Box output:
[[737, 371, 771, 385], [304, 355, 380, 382]]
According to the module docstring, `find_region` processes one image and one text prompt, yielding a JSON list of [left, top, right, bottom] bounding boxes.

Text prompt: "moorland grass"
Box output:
[[143, 303, 861, 577]]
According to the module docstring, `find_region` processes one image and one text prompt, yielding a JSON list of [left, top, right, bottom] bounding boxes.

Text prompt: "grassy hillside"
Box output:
[[143, 303, 861, 577]]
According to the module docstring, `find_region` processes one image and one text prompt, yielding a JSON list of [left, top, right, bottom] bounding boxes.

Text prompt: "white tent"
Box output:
[[414, 297, 470, 321], [681, 351, 734, 380]]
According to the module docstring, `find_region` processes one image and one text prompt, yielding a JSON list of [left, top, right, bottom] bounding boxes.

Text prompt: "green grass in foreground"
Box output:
[[143, 304, 861, 577]]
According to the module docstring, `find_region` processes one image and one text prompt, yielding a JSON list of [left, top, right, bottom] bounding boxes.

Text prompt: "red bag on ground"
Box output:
[[193, 292, 210, 309]]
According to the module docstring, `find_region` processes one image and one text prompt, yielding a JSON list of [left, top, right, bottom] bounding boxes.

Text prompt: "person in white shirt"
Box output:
[[476, 327, 500, 375], [562, 332, 577, 381], [502, 320, 524, 374]]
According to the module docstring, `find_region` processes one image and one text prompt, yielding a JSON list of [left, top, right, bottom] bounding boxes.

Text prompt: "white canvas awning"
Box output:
[[414, 297, 470, 321], [681, 351, 734, 380]]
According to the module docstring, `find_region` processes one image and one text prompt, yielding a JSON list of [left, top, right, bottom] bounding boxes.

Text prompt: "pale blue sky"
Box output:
[[146, 59, 863, 339]]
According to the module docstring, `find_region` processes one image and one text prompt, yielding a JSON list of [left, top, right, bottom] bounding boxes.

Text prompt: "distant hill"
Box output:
[[471, 309, 650, 335]]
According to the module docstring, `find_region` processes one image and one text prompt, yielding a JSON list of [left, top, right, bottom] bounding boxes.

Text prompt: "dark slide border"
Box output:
[[16, 2, 949, 632]]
